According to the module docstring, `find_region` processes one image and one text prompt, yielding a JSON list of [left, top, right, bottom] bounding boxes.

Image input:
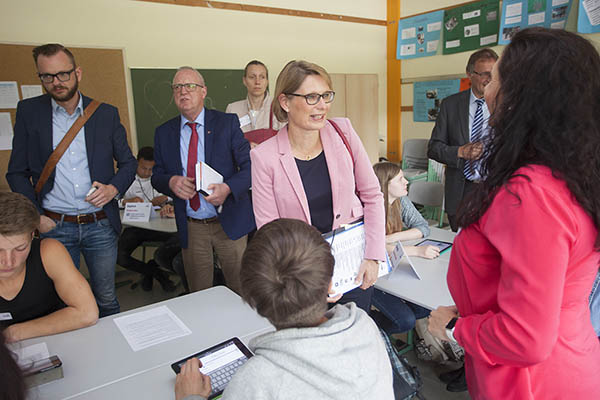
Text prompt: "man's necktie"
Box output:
[[464, 98, 485, 181], [186, 122, 201, 211]]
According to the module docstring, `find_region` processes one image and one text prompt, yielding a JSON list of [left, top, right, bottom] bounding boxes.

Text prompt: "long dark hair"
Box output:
[[457, 27, 600, 247], [0, 333, 26, 400]]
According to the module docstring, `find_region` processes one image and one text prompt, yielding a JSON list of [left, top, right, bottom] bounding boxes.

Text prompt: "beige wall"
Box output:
[[0, 0, 387, 157], [400, 0, 600, 143]]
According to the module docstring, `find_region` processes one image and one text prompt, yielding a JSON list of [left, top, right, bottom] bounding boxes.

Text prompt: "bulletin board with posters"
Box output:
[[499, 0, 574, 44], [0, 43, 132, 191], [443, 0, 501, 54]]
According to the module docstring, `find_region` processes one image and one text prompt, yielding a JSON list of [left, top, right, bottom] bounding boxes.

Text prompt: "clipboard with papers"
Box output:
[[323, 220, 392, 296]]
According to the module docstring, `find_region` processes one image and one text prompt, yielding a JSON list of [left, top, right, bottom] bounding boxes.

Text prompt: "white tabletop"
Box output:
[[375, 227, 457, 310], [22, 286, 272, 400], [120, 209, 177, 233]]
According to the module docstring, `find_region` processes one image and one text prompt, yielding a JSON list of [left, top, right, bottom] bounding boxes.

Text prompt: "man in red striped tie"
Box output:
[[152, 67, 255, 294]]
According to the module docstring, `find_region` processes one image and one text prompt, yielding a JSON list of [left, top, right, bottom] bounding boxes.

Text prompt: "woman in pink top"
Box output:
[[251, 61, 385, 312], [428, 28, 600, 399]]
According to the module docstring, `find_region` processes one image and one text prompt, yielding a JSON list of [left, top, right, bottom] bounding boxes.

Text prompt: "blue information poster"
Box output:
[[396, 10, 445, 59], [413, 79, 461, 122], [578, 0, 600, 33], [498, 0, 573, 44]]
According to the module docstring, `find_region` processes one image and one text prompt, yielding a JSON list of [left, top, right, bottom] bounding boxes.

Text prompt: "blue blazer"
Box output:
[[151, 109, 255, 248], [6, 94, 137, 234]]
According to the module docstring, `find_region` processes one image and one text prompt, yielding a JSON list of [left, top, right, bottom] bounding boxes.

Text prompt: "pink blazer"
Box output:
[[251, 118, 385, 261]]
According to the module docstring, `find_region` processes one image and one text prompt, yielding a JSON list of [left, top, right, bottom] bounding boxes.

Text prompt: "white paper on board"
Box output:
[[427, 40, 439, 52], [402, 27, 417, 39], [0, 113, 13, 150], [550, 20, 566, 29], [20, 85, 43, 100], [427, 21, 442, 32], [528, 12, 545, 25], [552, 0, 569, 5], [463, 10, 481, 20], [480, 34, 497, 46], [400, 44, 416, 56], [505, 15, 522, 24], [446, 39, 460, 48], [0, 82, 20, 109], [505, 2, 523, 17], [464, 23, 480, 37], [583, 0, 600, 25]]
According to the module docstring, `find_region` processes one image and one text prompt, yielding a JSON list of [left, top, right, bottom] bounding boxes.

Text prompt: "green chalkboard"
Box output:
[[130, 68, 246, 149]]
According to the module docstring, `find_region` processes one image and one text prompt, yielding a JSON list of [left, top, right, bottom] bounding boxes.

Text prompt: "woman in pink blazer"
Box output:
[[428, 28, 600, 399], [250, 60, 385, 312]]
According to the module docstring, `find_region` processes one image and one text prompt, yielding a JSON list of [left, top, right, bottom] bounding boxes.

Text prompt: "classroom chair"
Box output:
[[408, 180, 445, 228], [401, 139, 429, 183]]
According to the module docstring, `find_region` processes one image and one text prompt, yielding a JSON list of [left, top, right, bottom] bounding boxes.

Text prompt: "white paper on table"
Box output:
[[528, 12, 545, 25], [464, 23, 480, 37], [480, 34, 497, 46], [505, 2, 523, 17], [0, 82, 20, 109], [427, 21, 442, 32], [122, 202, 154, 222], [427, 40, 439, 52], [401, 27, 416, 39], [195, 161, 223, 196], [505, 15, 522, 24], [446, 39, 460, 48], [400, 44, 416, 56], [12, 342, 50, 367], [583, 0, 600, 25], [0, 112, 13, 150], [113, 305, 191, 352], [20, 85, 43, 100]]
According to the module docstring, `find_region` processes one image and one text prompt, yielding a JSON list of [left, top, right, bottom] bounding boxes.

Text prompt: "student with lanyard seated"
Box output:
[[226, 60, 284, 148], [117, 146, 176, 292], [0, 192, 98, 343]]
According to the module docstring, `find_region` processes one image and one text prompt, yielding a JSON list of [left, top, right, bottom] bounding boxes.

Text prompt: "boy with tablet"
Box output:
[[175, 218, 393, 400]]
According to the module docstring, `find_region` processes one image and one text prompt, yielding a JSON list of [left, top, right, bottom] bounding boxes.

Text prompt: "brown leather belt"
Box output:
[[187, 216, 218, 224], [44, 209, 107, 224]]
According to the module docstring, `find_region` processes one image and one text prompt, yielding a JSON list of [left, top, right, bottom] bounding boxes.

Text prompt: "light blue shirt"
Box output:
[[467, 90, 491, 181], [179, 108, 217, 219], [42, 94, 99, 214]]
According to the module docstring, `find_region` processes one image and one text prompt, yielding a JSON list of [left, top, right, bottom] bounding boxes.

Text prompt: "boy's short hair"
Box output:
[[240, 219, 334, 329], [137, 146, 154, 161]]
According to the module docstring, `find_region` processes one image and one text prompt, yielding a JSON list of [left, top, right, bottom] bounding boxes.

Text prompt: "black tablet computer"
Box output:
[[416, 239, 453, 253], [171, 337, 253, 399]]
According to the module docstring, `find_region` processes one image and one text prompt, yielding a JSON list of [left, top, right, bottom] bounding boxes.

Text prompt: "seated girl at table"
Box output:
[[0, 192, 98, 343], [370, 161, 439, 335]]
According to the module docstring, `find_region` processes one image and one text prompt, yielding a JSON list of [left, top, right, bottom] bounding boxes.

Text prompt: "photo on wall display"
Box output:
[[498, 0, 574, 44], [396, 10, 444, 60], [413, 79, 461, 122], [443, 0, 500, 55]]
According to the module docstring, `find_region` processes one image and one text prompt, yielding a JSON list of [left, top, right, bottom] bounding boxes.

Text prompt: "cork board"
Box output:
[[0, 43, 131, 191]]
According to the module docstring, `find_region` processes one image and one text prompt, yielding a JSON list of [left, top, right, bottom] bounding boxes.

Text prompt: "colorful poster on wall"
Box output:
[[578, 0, 600, 33], [396, 10, 445, 59], [498, 0, 573, 44], [442, 0, 500, 55], [413, 79, 461, 122]]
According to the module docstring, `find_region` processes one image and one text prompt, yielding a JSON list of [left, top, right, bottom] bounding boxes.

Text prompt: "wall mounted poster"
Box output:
[[499, 0, 574, 44], [578, 0, 600, 33], [443, 0, 500, 54], [413, 79, 461, 122], [396, 10, 445, 59]]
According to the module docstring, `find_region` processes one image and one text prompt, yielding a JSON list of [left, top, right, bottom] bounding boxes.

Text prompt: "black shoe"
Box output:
[[155, 271, 176, 292], [439, 366, 464, 384], [446, 367, 467, 392], [141, 274, 153, 291]]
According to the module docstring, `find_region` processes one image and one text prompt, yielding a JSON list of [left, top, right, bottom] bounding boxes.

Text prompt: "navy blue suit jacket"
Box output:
[[151, 109, 255, 248], [6, 94, 137, 234]]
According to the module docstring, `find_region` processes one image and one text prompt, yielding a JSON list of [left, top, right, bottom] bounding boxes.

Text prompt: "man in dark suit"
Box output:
[[6, 44, 136, 317], [152, 67, 254, 294], [428, 48, 498, 233]]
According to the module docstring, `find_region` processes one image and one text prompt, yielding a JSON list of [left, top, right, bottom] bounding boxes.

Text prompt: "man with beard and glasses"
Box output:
[[6, 43, 136, 317]]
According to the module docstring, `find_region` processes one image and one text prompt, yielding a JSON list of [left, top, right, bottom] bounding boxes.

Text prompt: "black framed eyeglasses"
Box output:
[[471, 70, 491, 80], [38, 69, 75, 84], [171, 83, 204, 92], [285, 91, 335, 105]]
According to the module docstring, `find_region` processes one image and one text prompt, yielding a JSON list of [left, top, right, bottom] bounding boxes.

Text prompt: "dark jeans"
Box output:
[[117, 227, 177, 278], [154, 235, 188, 292], [371, 289, 430, 334], [333, 286, 374, 314]]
